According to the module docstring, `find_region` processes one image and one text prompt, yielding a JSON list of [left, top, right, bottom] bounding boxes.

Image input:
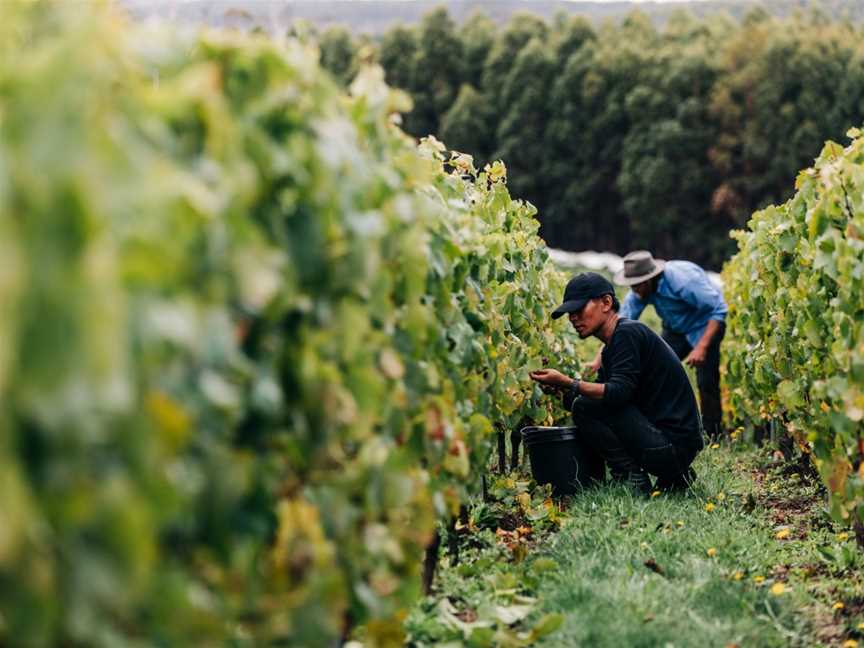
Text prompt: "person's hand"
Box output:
[[529, 368, 574, 392], [684, 345, 707, 368], [530, 371, 564, 395]]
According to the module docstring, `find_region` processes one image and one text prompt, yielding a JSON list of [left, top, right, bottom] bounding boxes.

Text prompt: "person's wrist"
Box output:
[[561, 377, 580, 410]]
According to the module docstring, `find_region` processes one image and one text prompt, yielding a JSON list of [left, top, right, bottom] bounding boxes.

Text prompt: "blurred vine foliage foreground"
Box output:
[[723, 128, 864, 527], [0, 2, 580, 645]]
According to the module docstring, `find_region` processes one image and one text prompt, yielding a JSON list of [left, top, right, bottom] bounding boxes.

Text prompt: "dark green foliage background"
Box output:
[[318, 7, 864, 269]]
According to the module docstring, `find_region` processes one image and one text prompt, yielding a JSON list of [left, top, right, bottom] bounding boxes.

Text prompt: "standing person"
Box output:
[[609, 250, 727, 441], [529, 272, 704, 495]]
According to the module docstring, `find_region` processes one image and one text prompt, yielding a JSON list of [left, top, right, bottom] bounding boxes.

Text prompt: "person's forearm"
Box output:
[[571, 378, 605, 400], [695, 319, 722, 350]]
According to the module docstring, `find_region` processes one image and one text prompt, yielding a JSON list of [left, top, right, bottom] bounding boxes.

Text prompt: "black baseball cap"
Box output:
[[551, 272, 616, 319]]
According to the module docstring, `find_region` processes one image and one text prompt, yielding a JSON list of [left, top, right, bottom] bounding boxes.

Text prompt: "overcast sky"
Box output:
[[152, 0, 718, 3], [344, 0, 714, 2], [340, 0, 707, 4]]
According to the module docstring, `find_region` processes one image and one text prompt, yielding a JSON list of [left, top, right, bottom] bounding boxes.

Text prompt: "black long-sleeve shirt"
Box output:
[[593, 318, 703, 450]]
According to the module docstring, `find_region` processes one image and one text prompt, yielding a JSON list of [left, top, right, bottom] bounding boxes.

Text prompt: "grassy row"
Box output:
[[408, 444, 864, 647]]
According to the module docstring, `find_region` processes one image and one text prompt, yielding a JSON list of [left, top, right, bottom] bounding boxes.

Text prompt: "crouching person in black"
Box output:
[[529, 272, 704, 495]]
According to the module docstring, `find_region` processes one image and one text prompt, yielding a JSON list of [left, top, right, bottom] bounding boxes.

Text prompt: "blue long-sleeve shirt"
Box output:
[[619, 260, 727, 348]]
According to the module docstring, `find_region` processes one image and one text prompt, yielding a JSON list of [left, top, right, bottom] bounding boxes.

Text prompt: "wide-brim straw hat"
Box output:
[[613, 250, 666, 286]]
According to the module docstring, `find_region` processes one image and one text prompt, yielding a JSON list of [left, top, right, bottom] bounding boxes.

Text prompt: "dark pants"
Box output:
[[661, 322, 725, 440], [571, 398, 699, 481]]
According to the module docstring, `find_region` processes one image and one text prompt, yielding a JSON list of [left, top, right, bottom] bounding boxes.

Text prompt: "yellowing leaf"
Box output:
[[777, 380, 804, 409], [530, 612, 564, 639], [379, 349, 405, 380], [450, 152, 475, 174], [444, 439, 470, 478], [828, 459, 852, 494], [484, 161, 507, 183], [146, 391, 191, 451]]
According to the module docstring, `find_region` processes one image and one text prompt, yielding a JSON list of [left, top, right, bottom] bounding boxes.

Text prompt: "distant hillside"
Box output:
[[121, 0, 864, 34]]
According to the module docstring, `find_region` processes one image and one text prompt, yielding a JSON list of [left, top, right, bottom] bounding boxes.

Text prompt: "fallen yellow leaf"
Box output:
[[711, 443, 720, 449], [650, 490, 661, 498]]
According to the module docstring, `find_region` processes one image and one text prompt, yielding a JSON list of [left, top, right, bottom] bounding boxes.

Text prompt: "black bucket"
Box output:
[[522, 426, 604, 496]]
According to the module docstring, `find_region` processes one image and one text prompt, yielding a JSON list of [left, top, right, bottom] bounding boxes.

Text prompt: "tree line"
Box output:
[[317, 7, 864, 269]]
